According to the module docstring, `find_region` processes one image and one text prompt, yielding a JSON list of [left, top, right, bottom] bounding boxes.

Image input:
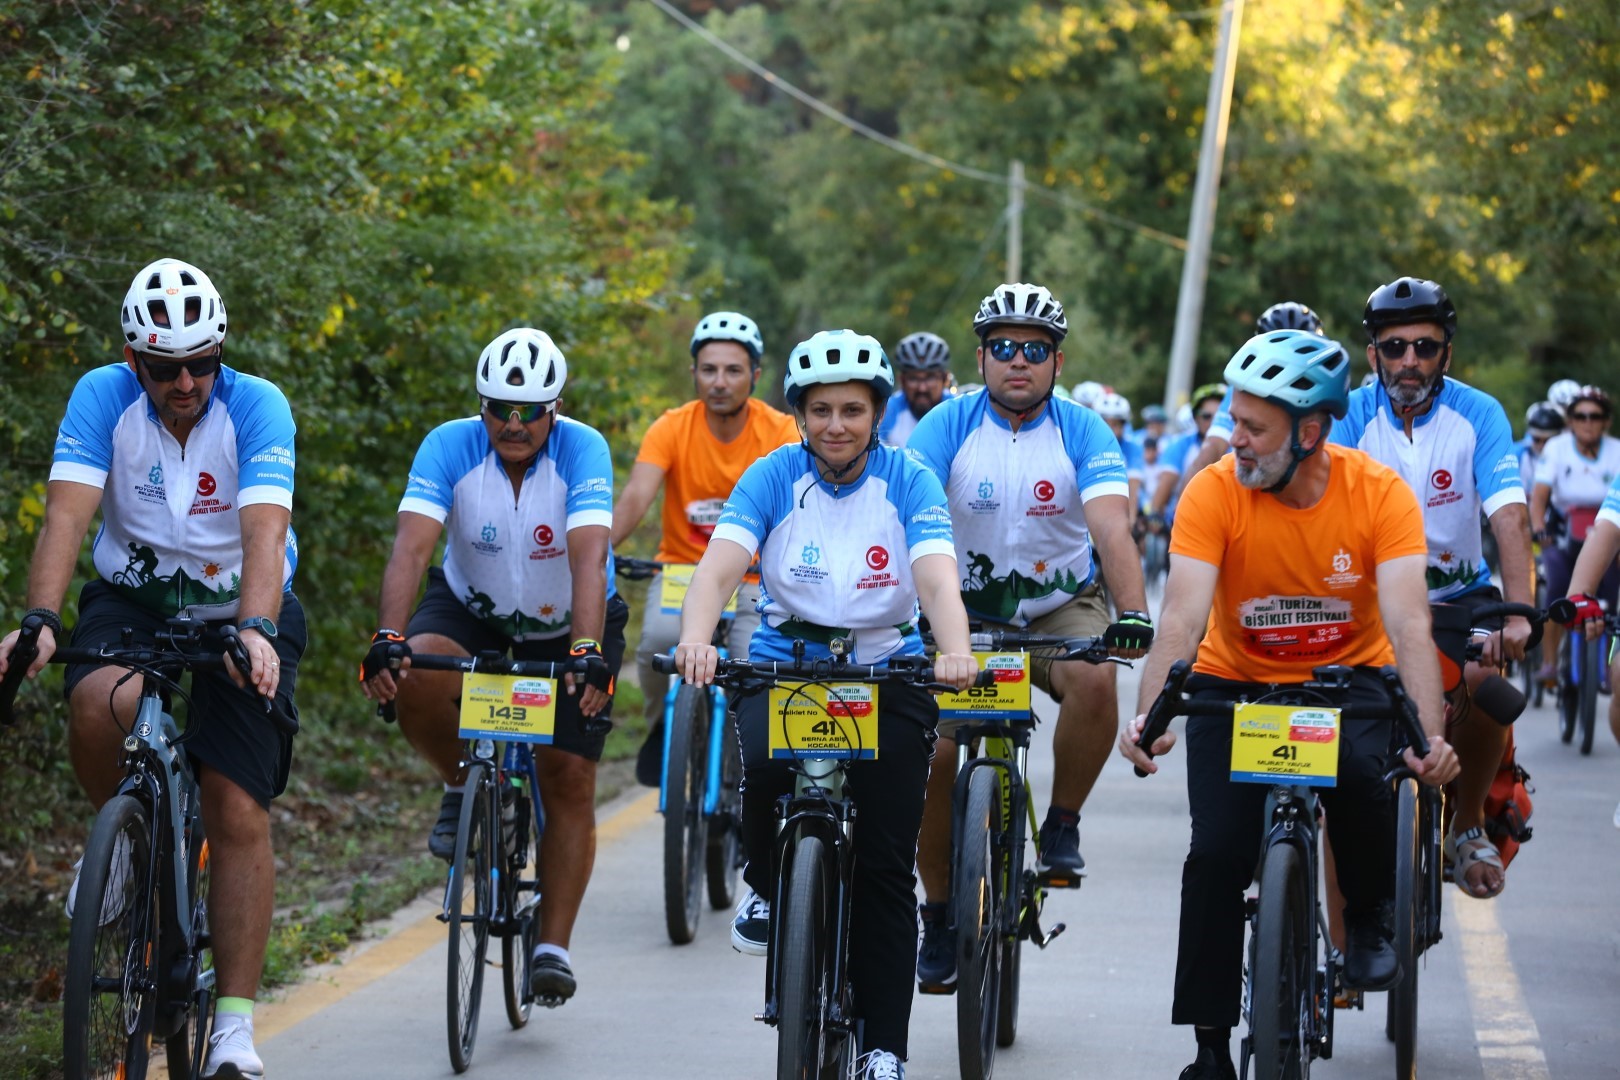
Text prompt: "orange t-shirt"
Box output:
[[1170, 444, 1429, 683], [637, 398, 800, 565]]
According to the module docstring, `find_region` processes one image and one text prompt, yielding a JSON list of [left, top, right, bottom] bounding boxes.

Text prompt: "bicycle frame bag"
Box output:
[[1482, 728, 1534, 867], [1429, 602, 1472, 695]]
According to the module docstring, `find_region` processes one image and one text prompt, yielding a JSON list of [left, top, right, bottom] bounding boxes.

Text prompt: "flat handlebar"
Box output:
[[652, 652, 994, 694]]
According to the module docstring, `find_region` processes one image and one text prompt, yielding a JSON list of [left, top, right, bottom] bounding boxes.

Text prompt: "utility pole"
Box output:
[[1164, 0, 1245, 413], [1007, 159, 1025, 281]]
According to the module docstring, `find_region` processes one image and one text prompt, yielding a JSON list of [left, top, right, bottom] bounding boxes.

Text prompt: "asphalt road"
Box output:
[[254, 659, 1620, 1079]]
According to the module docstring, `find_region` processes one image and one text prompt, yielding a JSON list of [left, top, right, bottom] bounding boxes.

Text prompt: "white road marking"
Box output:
[[1453, 897, 1551, 1080]]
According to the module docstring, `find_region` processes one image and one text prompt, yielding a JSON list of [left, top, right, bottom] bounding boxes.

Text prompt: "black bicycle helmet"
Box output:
[[1524, 402, 1565, 436], [1256, 301, 1323, 335], [1362, 277, 1458, 339]]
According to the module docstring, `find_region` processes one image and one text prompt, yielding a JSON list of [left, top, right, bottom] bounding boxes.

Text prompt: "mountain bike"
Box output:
[[654, 647, 990, 1080], [1136, 661, 1432, 1080], [0, 614, 296, 1080], [923, 629, 1122, 1080], [388, 651, 586, 1074], [617, 556, 744, 944]]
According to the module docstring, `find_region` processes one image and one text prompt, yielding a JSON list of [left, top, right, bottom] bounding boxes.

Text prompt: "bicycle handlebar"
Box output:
[[614, 556, 664, 582], [1131, 661, 1430, 779], [1460, 602, 1546, 657], [1, 614, 297, 736], [374, 651, 588, 723], [652, 652, 995, 695], [923, 629, 1115, 664]]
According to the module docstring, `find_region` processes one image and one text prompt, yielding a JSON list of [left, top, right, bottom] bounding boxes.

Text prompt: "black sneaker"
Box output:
[[1343, 906, 1399, 990], [428, 790, 463, 861], [635, 719, 665, 788], [731, 888, 769, 956], [1036, 813, 1087, 881], [916, 903, 956, 993], [530, 953, 576, 1006], [1178, 1046, 1237, 1080]]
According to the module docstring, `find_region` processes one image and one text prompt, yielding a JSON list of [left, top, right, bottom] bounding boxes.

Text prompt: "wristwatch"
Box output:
[[238, 616, 278, 640]]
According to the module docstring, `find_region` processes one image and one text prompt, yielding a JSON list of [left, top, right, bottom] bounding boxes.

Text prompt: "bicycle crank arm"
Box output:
[[1032, 920, 1067, 949]]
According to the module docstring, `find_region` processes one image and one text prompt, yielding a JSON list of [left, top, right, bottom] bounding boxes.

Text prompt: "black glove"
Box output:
[[360, 629, 410, 683], [1104, 612, 1155, 651], [569, 639, 615, 735]]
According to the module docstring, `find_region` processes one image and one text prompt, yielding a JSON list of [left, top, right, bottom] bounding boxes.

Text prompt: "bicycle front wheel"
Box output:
[[446, 768, 493, 1074], [1387, 778, 1420, 1079], [776, 835, 830, 1080], [1579, 635, 1601, 755], [1250, 842, 1312, 1080], [955, 768, 1003, 1080], [1558, 636, 1578, 744], [664, 683, 710, 944], [501, 784, 538, 1031], [64, 793, 158, 1080], [706, 706, 743, 910]]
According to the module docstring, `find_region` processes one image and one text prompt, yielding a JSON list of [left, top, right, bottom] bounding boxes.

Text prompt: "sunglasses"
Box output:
[[137, 350, 222, 383], [1196, 411, 1219, 422], [483, 398, 553, 424], [1374, 337, 1446, 361], [1569, 410, 1609, 422], [984, 338, 1054, 365]]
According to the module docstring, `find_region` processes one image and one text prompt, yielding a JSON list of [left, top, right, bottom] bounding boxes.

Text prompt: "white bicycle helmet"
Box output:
[[1547, 379, 1582, 413], [477, 328, 567, 404], [783, 329, 893, 411], [1174, 403, 1194, 433], [1072, 380, 1107, 410], [120, 259, 227, 356], [972, 282, 1069, 343], [1224, 331, 1351, 419], [1097, 391, 1132, 423], [690, 310, 764, 363]]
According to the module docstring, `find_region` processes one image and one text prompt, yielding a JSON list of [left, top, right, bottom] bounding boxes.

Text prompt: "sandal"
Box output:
[[1444, 826, 1506, 899]]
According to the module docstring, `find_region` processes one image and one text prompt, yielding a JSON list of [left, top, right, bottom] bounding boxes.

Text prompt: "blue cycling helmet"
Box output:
[[690, 310, 764, 364], [1256, 300, 1323, 335], [1224, 330, 1351, 419], [783, 329, 894, 411]]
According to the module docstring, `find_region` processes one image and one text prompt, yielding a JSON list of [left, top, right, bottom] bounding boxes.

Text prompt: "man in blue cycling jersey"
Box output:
[[1333, 277, 1534, 900], [879, 330, 955, 447], [0, 259, 302, 1080], [359, 327, 625, 1008]]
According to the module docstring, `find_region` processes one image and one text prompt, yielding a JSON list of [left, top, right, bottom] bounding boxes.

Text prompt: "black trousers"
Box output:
[[1171, 670, 1395, 1028], [736, 682, 937, 1059]]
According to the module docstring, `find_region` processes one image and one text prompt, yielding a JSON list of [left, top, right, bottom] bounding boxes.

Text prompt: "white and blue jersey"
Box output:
[[711, 444, 954, 665], [1207, 385, 1237, 443], [1599, 473, 1620, 532], [1331, 377, 1524, 601], [1159, 429, 1208, 523], [907, 393, 1129, 625], [878, 390, 921, 448], [50, 363, 297, 619], [399, 416, 615, 641]]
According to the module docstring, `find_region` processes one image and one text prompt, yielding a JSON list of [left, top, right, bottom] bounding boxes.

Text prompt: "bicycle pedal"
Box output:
[[1038, 870, 1083, 890], [1333, 989, 1364, 1010], [917, 982, 958, 996], [536, 993, 569, 1009]]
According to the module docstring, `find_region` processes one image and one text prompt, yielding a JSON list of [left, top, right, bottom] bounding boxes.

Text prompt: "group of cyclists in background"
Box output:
[[1, 256, 1617, 1080]]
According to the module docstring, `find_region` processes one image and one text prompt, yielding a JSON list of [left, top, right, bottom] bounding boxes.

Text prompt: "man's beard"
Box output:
[[1385, 369, 1441, 411], [1234, 439, 1296, 490]]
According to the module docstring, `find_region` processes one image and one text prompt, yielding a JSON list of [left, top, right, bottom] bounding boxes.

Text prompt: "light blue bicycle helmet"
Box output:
[[783, 329, 893, 411], [1224, 330, 1350, 419], [690, 310, 764, 364]]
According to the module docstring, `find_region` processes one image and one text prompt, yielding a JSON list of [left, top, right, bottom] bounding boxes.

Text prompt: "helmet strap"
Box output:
[[1263, 416, 1321, 495], [980, 345, 1056, 427]]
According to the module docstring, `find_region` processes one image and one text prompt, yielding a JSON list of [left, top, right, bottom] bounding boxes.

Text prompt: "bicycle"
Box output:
[[922, 629, 1122, 1080], [0, 613, 295, 1080], [1136, 661, 1432, 1080], [654, 646, 990, 1080], [384, 650, 586, 1074], [1554, 601, 1612, 755], [616, 555, 745, 944]]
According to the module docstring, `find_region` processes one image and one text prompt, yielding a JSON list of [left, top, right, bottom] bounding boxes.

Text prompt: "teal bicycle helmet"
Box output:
[[1224, 331, 1350, 419]]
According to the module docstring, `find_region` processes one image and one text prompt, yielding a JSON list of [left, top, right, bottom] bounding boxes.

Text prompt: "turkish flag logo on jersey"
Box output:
[[1431, 469, 1453, 491], [866, 546, 890, 571], [1033, 479, 1056, 502], [533, 524, 554, 546], [196, 472, 217, 497]]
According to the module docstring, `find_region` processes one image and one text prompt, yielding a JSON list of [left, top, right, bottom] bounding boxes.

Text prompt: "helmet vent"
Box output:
[[184, 296, 201, 326], [146, 299, 171, 327], [1261, 364, 1284, 381], [145, 271, 163, 290], [825, 348, 841, 365]]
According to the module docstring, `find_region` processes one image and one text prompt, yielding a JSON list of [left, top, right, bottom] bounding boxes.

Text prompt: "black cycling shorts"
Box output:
[[405, 567, 629, 762], [64, 580, 305, 808]]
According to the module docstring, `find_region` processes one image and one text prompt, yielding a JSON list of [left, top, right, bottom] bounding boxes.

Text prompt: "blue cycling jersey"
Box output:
[[878, 390, 921, 448], [51, 363, 297, 618], [399, 415, 615, 640], [1600, 472, 1620, 532]]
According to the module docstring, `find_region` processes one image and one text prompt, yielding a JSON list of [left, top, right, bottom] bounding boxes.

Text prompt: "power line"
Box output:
[[642, 0, 1193, 254]]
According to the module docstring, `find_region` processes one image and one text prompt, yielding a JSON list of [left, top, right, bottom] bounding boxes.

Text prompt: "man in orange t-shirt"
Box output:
[[611, 311, 799, 784], [1118, 330, 1459, 1080]]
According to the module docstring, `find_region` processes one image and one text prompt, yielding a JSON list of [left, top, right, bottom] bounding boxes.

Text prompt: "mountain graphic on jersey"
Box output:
[[464, 586, 570, 639], [108, 542, 242, 614], [960, 551, 1076, 621], [1426, 556, 1485, 595]]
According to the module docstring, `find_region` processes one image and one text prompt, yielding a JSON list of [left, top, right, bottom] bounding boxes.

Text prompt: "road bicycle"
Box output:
[[654, 646, 990, 1080], [0, 614, 295, 1080], [1554, 602, 1612, 755], [386, 651, 588, 1074], [922, 628, 1122, 1080], [1136, 661, 1432, 1080], [617, 556, 745, 944]]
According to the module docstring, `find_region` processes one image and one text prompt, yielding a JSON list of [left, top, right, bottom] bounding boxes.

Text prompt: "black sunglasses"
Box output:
[[984, 338, 1054, 365], [1569, 410, 1609, 422], [136, 349, 222, 383], [482, 397, 553, 424], [1374, 337, 1446, 361], [1196, 411, 1219, 422]]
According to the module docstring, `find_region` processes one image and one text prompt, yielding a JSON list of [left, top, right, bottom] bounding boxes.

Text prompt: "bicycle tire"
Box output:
[[446, 767, 492, 1074], [1250, 842, 1311, 1080], [1580, 635, 1601, 755], [776, 835, 829, 1080], [664, 683, 710, 944], [996, 791, 1029, 1050], [502, 785, 538, 1030], [706, 707, 743, 911], [63, 793, 158, 1080], [1558, 635, 1577, 744], [955, 768, 1003, 1080], [1387, 779, 1419, 1079], [165, 828, 213, 1080]]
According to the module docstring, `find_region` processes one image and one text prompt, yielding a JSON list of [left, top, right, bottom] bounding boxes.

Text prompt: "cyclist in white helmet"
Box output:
[[1547, 378, 1582, 415], [360, 327, 626, 1009], [880, 330, 955, 447]]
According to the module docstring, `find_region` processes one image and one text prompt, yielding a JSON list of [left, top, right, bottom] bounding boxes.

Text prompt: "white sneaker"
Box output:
[[64, 833, 132, 925], [201, 1019, 264, 1080], [855, 1049, 904, 1079], [731, 888, 769, 956], [1612, 800, 1620, 829]]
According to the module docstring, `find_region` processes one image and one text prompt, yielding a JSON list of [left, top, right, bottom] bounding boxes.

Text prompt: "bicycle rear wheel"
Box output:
[[707, 706, 743, 910], [1579, 635, 1601, 755], [955, 768, 1003, 1080], [165, 825, 213, 1080], [1558, 636, 1578, 744], [1250, 842, 1311, 1080], [664, 684, 710, 943], [63, 793, 158, 1080], [1387, 779, 1419, 1079], [502, 785, 538, 1030], [776, 835, 830, 1080], [446, 767, 492, 1074]]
